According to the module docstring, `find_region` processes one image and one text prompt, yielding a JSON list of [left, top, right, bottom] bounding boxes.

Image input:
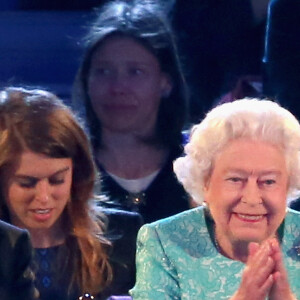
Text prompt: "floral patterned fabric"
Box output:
[[131, 207, 300, 299]]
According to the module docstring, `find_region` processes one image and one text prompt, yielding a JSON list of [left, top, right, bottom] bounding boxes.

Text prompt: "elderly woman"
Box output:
[[131, 98, 300, 300]]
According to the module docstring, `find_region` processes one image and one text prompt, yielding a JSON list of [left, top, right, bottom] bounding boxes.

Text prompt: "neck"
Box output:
[[214, 229, 250, 263], [30, 228, 65, 248], [98, 130, 168, 179], [102, 129, 149, 149], [15, 218, 66, 248]]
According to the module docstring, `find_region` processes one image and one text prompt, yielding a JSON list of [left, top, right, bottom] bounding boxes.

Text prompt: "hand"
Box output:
[[230, 241, 275, 300], [268, 239, 297, 300]]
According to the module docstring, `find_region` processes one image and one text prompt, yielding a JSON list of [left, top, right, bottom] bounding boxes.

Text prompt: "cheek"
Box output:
[[6, 186, 28, 211], [56, 185, 71, 199], [88, 78, 106, 101], [136, 77, 162, 98], [57, 181, 72, 202]]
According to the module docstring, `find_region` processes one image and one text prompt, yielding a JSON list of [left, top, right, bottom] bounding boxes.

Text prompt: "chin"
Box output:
[[28, 221, 54, 230], [233, 231, 267, 244]]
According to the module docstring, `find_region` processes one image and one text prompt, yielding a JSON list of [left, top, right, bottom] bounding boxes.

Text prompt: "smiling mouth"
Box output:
[[235, 213, 266, 221], [32, 209, 51, 214]]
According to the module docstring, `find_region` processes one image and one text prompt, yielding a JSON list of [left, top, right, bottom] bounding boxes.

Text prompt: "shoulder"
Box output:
[[149, 206, 205, 230], [0, 219, 24, 234], [285, 208, 300, 224], [0, 220, 29, 248], [94, 207, 143, 246], [99, 207, 144, 231], [282, 208, 300, 257], [138, 207, 206, 243]]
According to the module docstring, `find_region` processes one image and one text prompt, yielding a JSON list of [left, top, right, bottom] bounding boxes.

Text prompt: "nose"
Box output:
[[35, 180, 51, 204], [110, 72, 128, 95], [241, 179, 263, 206]]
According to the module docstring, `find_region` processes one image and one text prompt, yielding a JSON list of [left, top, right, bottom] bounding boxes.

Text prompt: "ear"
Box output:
[[160, 73, 173, 98], [202, 176, 211, 203]]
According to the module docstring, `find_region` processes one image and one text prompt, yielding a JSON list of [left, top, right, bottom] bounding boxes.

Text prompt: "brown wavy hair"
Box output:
[[0, 87, 111, 295]]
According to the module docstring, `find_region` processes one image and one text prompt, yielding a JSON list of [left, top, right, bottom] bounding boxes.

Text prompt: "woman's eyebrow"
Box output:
[[15, 166, 70, 180]]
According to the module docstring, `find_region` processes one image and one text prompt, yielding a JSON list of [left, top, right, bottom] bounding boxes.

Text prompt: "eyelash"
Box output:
[[260, 179, 276, 186], [19, 182, 36, 189], [18, 178, 65, 188], [227, 177, 243, 182], [49, 178, 65, 185]]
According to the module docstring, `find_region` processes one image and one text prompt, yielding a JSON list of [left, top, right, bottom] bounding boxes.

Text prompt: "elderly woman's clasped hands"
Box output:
[[233, 238, 296, 300]]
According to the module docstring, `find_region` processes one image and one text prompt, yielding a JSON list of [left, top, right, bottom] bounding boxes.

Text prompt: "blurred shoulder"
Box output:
[[93, 206, 144, 231], [0, 220, 28, 245]]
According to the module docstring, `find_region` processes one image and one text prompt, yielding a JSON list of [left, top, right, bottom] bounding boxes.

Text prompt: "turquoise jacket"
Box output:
[[131, 207, 300, 299]]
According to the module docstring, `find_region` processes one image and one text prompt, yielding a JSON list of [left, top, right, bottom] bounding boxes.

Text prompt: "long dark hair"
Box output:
[[73, 0, 188, 150]]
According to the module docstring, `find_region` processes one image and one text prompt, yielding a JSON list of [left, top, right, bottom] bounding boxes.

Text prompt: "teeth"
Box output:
[[34, 209, 50, 214], [237, 214, 264, 220]]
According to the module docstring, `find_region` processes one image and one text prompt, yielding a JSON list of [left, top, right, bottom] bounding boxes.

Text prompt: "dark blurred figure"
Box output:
[[0, 220, 36, 300], [263, 0, 300, 212], [171, 0, 269, 122], [263, 0, 300, 120]]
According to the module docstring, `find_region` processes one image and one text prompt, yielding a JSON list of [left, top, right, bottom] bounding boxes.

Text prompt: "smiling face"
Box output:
[[204, 139, 288, 255], [3, 151, 73, 242], [87, 36, 171, 136]]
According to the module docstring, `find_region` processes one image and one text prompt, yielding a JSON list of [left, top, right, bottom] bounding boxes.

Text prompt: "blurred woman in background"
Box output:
[[73, 0, 190, 223]]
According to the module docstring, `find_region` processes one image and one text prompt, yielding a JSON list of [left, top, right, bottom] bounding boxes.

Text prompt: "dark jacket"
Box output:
[[0, 220, 36, 300], [101, 208, 144, 299]]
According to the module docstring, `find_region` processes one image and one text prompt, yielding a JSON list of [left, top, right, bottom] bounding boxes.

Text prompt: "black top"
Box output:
[[97, 147, 190, 223], [0, 220, 36, 300]]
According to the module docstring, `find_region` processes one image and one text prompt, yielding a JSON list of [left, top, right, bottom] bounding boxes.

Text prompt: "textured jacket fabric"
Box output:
[[131, 207, 300, 299], [0, 220, 36, 300]]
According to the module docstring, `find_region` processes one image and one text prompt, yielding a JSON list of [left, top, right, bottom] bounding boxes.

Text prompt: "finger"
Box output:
[[248, 242, 260, 258], [259, 273, 274, 296], [269, 238, 280, 256], [246, 243, 275, 287], [254, 256, 276, 288]]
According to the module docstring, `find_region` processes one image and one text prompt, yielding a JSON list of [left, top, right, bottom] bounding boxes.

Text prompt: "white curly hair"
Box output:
[[174, 98, 300, 205]]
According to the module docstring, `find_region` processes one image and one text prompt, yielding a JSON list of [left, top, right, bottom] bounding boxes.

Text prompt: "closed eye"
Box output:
[[260, 179, 276, 186], [49, 178, 65, 185], [17, 177, 38, 188], [227, 177, 243, 183]]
